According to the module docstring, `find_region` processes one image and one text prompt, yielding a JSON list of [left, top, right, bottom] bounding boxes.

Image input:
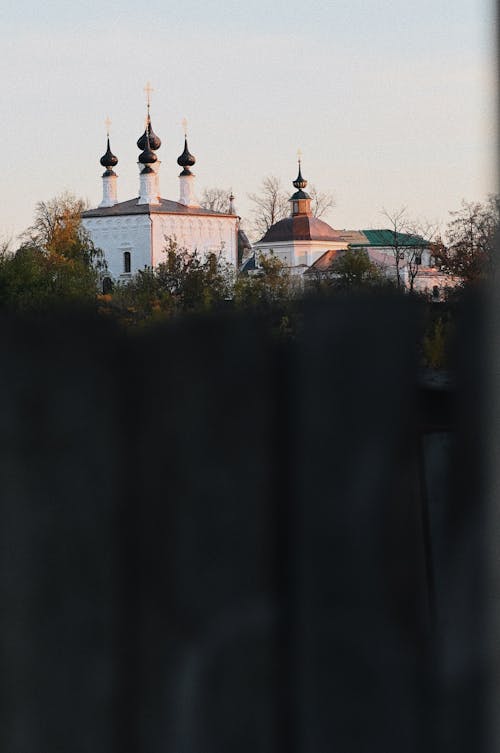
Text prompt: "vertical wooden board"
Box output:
[[292, 296, 432, 753], [435, 295, 488, 753], [118, 313, 278, 753], [0, 314, 120, 753]]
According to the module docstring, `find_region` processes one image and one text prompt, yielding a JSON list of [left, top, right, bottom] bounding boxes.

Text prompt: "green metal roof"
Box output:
[[349, 229, 428, 248]]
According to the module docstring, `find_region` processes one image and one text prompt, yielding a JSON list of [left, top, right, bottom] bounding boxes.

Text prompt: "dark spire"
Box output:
[[138, 131, 158, 165], [293, 161, 308, 190], [177, 136, 196, 175], [100, 136, 118, 169], [290, 154, 311, 203]]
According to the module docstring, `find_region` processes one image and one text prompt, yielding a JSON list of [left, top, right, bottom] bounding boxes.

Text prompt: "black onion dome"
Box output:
[[100, 137, 118, 168], [138, 133, 157, 164], [177, 137, 196, 168], [293, 164, 308, 190], [137, 117, 161, 151]]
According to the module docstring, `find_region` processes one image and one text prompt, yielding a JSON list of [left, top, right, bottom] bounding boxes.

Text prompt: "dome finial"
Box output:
[[144, 81, 154, 108]]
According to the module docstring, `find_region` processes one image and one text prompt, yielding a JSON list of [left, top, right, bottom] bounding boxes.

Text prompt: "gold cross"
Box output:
[[105, 116, 112, 134], [297, 148, 303, 164], [144, 81, 154, 106], [181, 117, 188, 136]]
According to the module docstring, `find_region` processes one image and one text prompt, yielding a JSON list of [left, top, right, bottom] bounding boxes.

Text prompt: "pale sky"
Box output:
[[0, 0, 496, 242]]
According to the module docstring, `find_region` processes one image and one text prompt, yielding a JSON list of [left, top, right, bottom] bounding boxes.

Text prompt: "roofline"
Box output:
[[82, 206, 238, 220]]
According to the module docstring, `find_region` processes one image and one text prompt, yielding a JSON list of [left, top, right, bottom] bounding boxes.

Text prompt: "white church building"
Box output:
[[252, 161, 452, 296], [82, 100, 239, 289]]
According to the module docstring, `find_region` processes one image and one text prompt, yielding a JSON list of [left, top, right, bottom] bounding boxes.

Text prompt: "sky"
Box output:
[[0, 0, 496, 242]]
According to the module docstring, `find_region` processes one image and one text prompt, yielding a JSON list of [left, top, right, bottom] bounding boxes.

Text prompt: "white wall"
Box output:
[[152, 214, 238, 267], [82, 215, 152, 281], [254, 240, 348, 266], [83, 212, 239, 282]]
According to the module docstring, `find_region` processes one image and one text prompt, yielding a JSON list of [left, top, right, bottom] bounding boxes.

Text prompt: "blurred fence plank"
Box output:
[[0, 297, 487, 753]]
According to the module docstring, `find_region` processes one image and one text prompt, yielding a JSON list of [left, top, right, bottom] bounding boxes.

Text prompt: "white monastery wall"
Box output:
[[83, 213, 239, 282], [82, 216, 152, 281], [151, 215, 238, 268], [254, 240, 348, 267]]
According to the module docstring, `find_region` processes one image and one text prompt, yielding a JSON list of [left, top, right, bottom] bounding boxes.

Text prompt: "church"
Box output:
[[82, 95, 239, 289], [252, 160, 451, 296]]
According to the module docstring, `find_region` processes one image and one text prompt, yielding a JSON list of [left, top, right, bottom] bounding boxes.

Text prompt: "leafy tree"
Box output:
[[105, 239, 234, 327], [433, 196, 499, 285], [0, 244, 99, 311], [20, 191, 106, 273], [327, 249, 387, 290], [234, 252, 302, 338], [0, 193, 106, 311]]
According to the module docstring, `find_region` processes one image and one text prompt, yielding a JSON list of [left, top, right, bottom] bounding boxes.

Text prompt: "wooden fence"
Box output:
[[0, 294, 489, 753]]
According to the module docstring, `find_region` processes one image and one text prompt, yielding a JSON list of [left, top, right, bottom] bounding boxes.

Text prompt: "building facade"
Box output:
[[252, 161, 451, 295], [82, 102, 238, 287]]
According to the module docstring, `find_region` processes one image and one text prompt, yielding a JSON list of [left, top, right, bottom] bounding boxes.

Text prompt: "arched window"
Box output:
[[102, 277, 113, 294], [124, 251, 131, 273]]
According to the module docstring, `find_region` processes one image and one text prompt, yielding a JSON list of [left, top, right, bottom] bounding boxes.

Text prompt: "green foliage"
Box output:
[[328, 249, 387, 290], [0, 193, 104, 312], [234, 252, 301, 338], [433, 195, 499, 286], [305, 249, 390, 294], [103, 238, 234, 327], [234, 252, 297, 306]]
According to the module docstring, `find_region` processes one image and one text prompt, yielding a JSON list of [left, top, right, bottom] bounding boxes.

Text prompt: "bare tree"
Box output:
[[0, 236, 12, 256], [405, 218, 438, 292], [309, 185, 336, 220], [379, 207, 433, 291], [200, 187, 233, 214], [248, 176, 290, 240]]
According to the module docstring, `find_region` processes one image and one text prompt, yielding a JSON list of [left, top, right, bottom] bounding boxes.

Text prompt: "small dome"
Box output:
[[177, 138, 196, 169], [100, 137, 118, 168], [293, 164, 308, 190], [137, 117, 161, 151], [138, 133, 157, 164]]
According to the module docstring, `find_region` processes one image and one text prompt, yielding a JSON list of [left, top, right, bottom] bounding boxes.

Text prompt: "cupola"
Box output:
[[177, 137, 196, 176], [100, 136, 118, 172], [177, 120, 199, 207], [137, 115, 162, 151], [98, 120, 119, 208], [138, 132, 158, 165], [290, 156, 312, 217]]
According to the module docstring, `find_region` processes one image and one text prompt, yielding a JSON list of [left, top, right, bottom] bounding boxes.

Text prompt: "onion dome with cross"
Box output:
[[137, 82, 162, 151]]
